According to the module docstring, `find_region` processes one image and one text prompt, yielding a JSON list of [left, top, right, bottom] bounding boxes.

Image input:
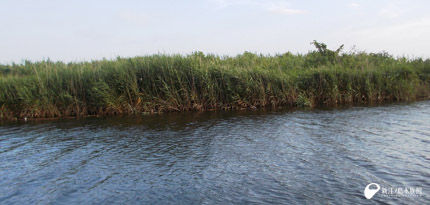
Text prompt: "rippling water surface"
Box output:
[[1, 101, 429, 204]]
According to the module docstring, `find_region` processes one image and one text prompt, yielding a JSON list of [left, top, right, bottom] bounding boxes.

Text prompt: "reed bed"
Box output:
[[1, 42, 429, 120]]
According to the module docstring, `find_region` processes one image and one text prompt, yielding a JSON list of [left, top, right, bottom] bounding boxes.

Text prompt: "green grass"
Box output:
[[1, 42, 429, 120]]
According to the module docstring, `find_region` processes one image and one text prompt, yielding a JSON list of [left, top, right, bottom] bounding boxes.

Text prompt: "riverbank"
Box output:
[[1, 42, 430, 120]]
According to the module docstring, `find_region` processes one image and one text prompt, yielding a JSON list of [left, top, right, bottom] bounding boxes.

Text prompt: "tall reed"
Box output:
[[1, 42, 429, 120]]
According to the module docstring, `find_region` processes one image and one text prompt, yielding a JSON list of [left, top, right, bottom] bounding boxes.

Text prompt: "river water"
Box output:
[[1, 101, 429, 204]]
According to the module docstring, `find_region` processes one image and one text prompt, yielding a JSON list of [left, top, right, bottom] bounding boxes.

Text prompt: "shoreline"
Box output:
[[3, 98, 429, 123]]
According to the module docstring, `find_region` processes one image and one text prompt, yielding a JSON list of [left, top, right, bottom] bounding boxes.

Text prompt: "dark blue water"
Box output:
[[1, 101, 429, 204]]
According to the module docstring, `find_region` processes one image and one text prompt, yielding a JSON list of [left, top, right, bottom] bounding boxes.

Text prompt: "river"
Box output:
[[1, 101, 429, 204]]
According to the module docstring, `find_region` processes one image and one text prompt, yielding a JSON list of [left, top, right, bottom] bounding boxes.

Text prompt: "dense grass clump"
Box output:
[[1, 41, 429, 120]]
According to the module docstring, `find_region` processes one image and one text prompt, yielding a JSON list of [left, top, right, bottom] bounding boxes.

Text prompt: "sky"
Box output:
[[0, 0, 429, 63]]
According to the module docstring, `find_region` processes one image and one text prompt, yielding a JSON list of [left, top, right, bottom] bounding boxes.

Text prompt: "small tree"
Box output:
[[305, 40, 344, 67]]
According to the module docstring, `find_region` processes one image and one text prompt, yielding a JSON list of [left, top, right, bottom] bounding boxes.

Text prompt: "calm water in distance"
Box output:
[[1, 101, 429, 204]]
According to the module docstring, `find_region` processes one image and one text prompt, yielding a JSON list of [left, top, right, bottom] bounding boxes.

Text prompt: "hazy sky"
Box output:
[[1, 0, 429, 63]]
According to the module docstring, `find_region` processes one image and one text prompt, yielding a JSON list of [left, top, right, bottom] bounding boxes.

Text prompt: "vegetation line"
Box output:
[[1, 41, 429, 120]]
